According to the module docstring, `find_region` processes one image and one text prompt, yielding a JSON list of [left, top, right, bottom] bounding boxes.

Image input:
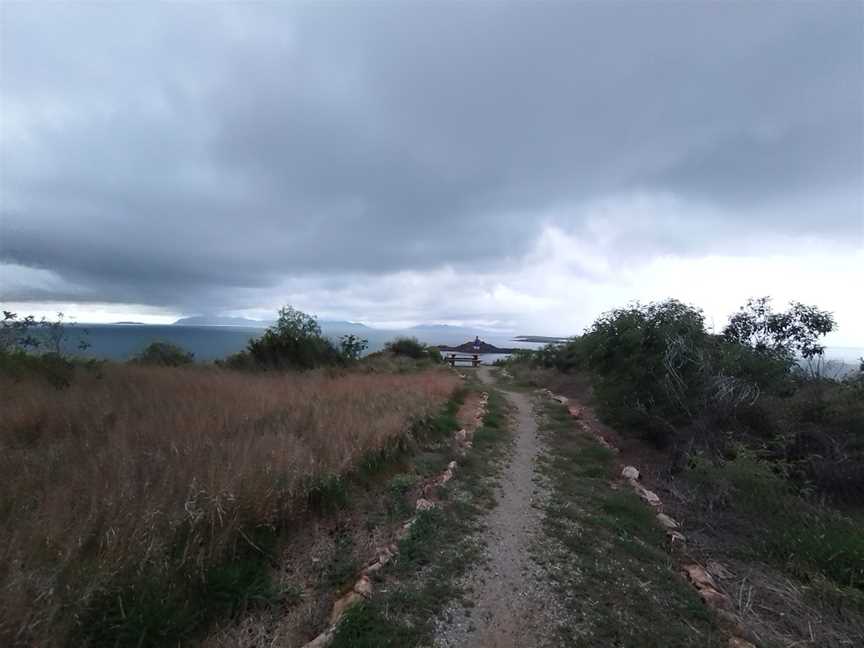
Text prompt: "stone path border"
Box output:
[[302, 391, 490, 648], [542, 389, 757, 648]]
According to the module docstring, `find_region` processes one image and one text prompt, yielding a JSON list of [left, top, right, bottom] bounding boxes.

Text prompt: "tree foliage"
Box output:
[[723, 296, 835, 360], [232, 306, 369, 370]]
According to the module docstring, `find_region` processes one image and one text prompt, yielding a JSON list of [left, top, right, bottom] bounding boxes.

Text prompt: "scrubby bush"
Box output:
[[0, 350, 76, 388], [130, 341, 195, 366], [246, 306, 341, 370], [339, 334, 369, 362], [0, 311, 93, 387], [227, 306, 369, 371], [426, 346, 443, 364], [385, 336, 428, 359], [510, 296, 860, 500]]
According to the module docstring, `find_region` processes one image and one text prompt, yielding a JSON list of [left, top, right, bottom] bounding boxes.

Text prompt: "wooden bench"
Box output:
[[444, 353, 481, 367]]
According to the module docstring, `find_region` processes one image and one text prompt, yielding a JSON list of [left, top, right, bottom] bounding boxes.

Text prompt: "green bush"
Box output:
[[385, 337, 428, 359], [130, 342, 195, 367], [426, 347, 443, 364], [232, 306, 367, 371], [339, 334, 369, 362], [0, 350, 76, 388]]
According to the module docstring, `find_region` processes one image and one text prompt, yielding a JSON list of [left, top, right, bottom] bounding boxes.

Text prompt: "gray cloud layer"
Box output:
[[2, 2, 862, 312]]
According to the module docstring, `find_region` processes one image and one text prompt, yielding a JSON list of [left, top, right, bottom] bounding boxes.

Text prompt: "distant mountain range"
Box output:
[[172, 316, 372, 330], [172, 316, 271, 327]]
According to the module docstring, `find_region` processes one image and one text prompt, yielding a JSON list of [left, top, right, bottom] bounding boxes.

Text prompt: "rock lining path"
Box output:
[[434, 367, 562, 648]]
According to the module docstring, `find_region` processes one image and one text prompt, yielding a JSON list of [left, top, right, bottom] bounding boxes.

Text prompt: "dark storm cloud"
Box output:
[[1, 2, 862, 310]]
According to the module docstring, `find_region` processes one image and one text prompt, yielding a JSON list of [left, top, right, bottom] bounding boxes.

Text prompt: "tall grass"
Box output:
[[0, 364, 458, 646]]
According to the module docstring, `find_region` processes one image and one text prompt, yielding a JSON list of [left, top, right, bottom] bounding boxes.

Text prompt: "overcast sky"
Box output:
[[1, 2, 862, 342]]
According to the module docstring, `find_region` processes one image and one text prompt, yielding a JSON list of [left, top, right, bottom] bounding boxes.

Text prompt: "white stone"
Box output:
[[622, 466, 640, 480], [656, 512, 679, 529], [415, 498, 436, 511], [302, 629, 334, 648], [633, 484, 662, 507], [353, 575, 374, 598]]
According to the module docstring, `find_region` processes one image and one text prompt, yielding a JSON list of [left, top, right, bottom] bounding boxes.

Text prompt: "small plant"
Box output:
[[339, 334, 369, 362]]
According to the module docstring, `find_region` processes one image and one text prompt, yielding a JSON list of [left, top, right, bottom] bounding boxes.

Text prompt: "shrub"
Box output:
[[245, 306, 342, 370], [723, 296, 835, 362], [385, 337, 428, 359], [339, 334, 369, 362], [130, 341, 195, 366], [426, 346, 443, 364], [559, 300, 709, 445], [0, 349, 76, 388], [1, 310, 89, 355]]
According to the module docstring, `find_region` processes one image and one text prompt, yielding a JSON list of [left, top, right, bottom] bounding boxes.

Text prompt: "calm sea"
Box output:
[[68, 324, 543, 363]]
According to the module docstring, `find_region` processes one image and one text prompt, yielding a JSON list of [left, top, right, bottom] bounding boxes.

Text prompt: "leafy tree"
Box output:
[[339, 334, 368, 362], [246, 306, 342, 370], [1, 310, 89, 354], [723, 297, 835, 360], [131, 342, 195, 367]]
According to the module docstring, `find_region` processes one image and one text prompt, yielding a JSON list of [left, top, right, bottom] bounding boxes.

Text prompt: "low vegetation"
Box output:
[[535, 399, 723, 646], [505, 296, 864, 643], [0, 308, 459, 646], [385, 336, 442, 363], [130, 341, 195, 366]]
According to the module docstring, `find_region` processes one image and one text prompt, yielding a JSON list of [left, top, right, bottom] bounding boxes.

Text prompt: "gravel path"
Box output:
[[434, 368, 562, 648]]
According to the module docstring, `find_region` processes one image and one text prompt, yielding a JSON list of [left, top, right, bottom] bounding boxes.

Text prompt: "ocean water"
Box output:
[[67, 324, 542, 363]]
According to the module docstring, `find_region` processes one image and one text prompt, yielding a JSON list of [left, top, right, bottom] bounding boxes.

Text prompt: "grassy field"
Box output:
[[0, 364, 458, 646]]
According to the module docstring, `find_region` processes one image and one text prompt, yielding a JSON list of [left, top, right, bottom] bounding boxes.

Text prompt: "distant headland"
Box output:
[[436, 337, 519, 354]]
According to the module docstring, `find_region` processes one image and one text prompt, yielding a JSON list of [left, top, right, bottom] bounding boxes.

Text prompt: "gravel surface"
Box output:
[[434, 368, 564, 648]]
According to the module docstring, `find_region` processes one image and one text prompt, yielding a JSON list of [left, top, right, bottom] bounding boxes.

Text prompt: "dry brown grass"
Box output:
[[0, 364, 458, 645]]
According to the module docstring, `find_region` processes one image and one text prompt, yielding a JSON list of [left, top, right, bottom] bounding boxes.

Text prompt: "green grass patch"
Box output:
[[686, 452, 864, 592], [536, 399, 723, 647]]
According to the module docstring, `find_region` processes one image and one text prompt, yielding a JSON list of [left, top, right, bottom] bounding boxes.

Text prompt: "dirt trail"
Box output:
[[435, 367, 561, 648]]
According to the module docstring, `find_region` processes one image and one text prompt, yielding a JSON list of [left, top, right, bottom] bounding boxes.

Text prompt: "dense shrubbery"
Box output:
[[223, 306, 368, 371], [385, 336, 441, 361], [514, 297, 863, 502], [131, 341, 195, 366]]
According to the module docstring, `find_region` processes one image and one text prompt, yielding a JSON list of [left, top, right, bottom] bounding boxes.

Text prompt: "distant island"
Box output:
[[437, 337, 518, 354], [513, 335, 570, 343], [173, 316, 271, 327]]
